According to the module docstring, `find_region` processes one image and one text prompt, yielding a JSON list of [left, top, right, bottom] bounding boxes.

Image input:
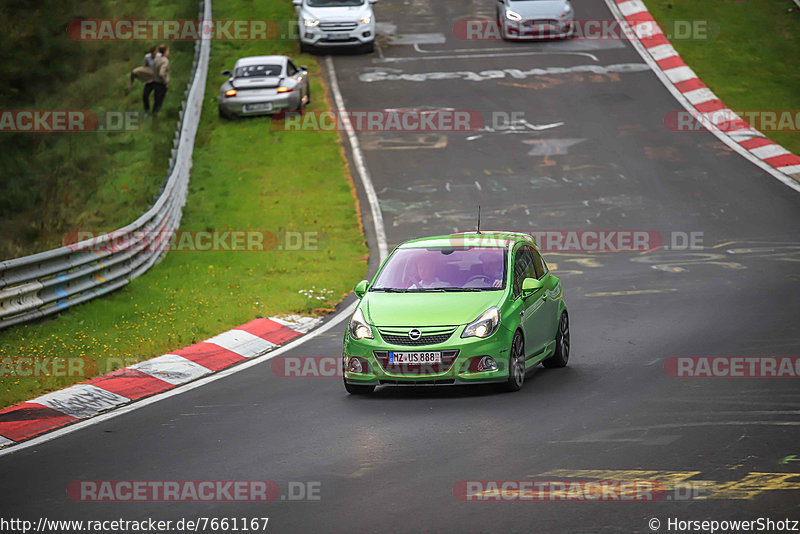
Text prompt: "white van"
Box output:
[[293, 0, 378, 54]]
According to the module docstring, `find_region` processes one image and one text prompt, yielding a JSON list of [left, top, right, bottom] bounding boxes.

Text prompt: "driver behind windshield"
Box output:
[[479, 252, 504, 288], [409, 256, 449, 289]]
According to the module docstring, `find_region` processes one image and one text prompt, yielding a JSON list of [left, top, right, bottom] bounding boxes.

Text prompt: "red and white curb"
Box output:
[[612, 0, 800, 185], [0, 315, 321, 448]]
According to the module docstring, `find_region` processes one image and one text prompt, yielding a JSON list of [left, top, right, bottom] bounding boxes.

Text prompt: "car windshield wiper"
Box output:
[[439, 287, 482, 292], [371, 287, 408, 293]]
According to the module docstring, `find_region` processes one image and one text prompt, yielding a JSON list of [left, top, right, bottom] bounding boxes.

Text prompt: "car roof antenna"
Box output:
[[476, 205, 481, 234]]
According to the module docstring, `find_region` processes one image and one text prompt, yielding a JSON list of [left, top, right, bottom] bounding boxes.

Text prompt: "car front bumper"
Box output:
[[343, 324, 514, 386], [299, 21, 375, 47], [503, 19, 574, 40]]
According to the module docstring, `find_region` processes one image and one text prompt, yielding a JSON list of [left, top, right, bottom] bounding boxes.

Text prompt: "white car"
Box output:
[[293, 0, 378, 54]]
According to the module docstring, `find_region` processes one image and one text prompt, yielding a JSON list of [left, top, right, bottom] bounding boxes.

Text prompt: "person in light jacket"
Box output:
[[151, 44, 170, 115]]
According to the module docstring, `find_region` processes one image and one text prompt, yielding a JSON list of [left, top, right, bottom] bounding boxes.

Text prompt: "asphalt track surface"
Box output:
[[3, 1, 800, 532]]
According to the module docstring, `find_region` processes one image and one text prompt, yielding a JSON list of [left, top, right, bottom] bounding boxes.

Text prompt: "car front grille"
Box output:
[[377, 326, 456, 346], [374, 350, 460, 376], [527, 19, 557, 25], [319, 22, 358, 31]]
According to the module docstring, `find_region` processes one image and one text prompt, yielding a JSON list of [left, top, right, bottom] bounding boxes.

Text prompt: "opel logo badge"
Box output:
[[408, 328, 421, 340]]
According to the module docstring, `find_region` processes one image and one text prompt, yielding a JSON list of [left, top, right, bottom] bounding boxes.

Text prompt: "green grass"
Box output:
[[644, 0, 800, 155], [0, 0, 367, 409]]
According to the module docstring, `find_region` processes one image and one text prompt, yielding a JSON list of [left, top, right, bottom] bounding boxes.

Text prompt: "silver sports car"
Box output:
[[218, 55, 310, 119], [496, 0, 575, 40]]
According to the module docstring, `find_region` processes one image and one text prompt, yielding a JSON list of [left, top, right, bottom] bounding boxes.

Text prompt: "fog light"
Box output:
[[348, 358, 363, 373], [363, 31, 371, 37], [305, 33, 314, 39], [478, 356, 498, 372]]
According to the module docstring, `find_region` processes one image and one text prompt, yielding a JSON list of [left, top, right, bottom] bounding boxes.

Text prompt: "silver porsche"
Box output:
[[218, 55, 310, 119]]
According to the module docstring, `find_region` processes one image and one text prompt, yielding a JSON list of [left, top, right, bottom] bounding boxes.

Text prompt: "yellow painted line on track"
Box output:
[[534, 469, 800, 500]]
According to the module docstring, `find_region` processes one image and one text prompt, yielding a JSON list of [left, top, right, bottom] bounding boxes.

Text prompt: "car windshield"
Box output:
[[371, 246, 507, 292], [234, 64, 282, 78], [307, 0, 364, 7]]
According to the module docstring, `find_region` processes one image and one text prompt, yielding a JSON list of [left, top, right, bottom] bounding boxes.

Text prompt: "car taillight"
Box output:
[[225, 89, 237, 97], [277, 86, 293, 93]]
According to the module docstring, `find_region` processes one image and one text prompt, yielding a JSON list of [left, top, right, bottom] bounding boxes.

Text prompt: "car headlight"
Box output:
[[461, 307, 501, 339], [505, 9, 522, 21], [303, 17, 319, 27], [359, 15, 372, 24], [349, 308, 374, 340]]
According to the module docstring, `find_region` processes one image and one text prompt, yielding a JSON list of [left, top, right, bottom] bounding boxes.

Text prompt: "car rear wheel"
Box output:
[[218, 105, 233, 120], [543, 312, 570, 368], [344, 379, 375, 395], [502, 331, 526, 392]]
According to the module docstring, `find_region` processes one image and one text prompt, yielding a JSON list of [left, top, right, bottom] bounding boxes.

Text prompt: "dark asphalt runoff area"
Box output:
[[2, 1, 800, 532]]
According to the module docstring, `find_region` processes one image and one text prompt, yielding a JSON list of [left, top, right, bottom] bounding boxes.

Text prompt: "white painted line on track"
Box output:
[[779, 164, 800, 175], [270, 315, 323, 333], [602, 0, 800, 194], [325, 56, 389, 263], [205, 329, 276, 358], [31, 385, 130, 420], [682, 88, 717, 106], [662, 66, 697, 84], [646, 44, 678, 61], [750, 144, 790, 161], [131, 354, 213, 385], [380, 50, 600, 63]]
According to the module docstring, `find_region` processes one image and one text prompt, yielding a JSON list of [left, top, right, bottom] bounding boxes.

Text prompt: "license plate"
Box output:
[[388, 352, 442, 365], [327, 33, 351, 40], [244, 103, 272, 112]]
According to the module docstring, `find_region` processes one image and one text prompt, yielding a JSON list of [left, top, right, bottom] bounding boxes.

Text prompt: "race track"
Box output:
[[2, 1, 800, 532]]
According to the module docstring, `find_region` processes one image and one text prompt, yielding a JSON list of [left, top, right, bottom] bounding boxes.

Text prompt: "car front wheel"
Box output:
[[344, 379, 375, 395], [543, 311, 569, 368], [502, 331, 526, 392]]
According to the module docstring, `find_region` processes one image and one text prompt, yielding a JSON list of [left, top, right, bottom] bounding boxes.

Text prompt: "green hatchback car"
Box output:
[[343, 232, 569, 394]]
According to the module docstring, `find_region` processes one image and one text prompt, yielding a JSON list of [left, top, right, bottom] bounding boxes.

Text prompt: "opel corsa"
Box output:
[[343, 232, 570, 394]]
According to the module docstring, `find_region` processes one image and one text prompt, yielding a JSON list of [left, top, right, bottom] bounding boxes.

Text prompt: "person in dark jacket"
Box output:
[[151, 44, 170, 115]]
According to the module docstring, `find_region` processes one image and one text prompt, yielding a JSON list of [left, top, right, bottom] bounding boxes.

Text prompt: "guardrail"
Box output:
[[0, 0, 212, 330]]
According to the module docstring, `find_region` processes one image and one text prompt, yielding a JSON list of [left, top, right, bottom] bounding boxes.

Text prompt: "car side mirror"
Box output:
[[300, 65, 308, 71], [521, 277, 544, 297], [369, 0, 378, 3], [354, 280, 369, 298], [221, 70, 232, 76]]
